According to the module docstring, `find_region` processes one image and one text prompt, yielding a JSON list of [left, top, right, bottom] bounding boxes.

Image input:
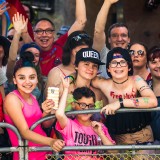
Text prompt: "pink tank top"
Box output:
[[4, 90, 49, 160]]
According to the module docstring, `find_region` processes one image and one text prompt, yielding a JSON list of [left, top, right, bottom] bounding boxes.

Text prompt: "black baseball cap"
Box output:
[[106, 47, 133, 77], [75, 48, 105, 65]]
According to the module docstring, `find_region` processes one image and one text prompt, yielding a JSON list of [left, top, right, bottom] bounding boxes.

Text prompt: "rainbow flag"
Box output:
[[6, 0, 34, 40]]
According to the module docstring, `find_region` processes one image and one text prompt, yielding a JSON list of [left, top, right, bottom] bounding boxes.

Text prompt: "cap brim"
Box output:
[[83, 58, 105, 65]]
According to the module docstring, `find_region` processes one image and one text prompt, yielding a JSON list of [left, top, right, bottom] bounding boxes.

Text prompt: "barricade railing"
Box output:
[[0, 122, 25, 160], [1, 107, 160, 160]]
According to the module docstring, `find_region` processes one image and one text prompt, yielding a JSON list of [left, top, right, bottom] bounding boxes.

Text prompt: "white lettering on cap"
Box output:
[[82, 51, 99, 59]]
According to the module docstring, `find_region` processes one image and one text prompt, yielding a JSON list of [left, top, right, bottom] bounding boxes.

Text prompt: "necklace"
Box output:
[[113, 77, 128, 84]]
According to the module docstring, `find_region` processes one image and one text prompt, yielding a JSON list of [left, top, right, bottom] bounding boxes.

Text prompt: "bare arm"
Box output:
[[6, 13, 30, 83], [0, 2, 9, 36], [68, 0, 87, 35], [55, 76, 70, 129], [44, 68, 63, 99], [101, 75, 158, 115], [4, 94, 64, 152], [93, 0, 118, 52]]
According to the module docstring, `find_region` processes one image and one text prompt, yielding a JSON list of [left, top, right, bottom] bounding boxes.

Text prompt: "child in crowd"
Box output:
[[55, 76, 115, 159], [92, 47, 157, 158], [4, 52, 64, 160]]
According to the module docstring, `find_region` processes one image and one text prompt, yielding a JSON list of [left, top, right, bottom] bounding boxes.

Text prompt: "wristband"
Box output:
[[119, 98, 124, 108]]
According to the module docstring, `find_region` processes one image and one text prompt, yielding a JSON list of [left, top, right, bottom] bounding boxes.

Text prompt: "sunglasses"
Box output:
[[129, 50, 145, 57], [74, 101, 95, 110], [7, 35, 23, 41]]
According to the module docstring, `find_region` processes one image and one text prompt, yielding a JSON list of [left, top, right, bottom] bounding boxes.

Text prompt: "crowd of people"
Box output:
[[0, 0, 160, 159]]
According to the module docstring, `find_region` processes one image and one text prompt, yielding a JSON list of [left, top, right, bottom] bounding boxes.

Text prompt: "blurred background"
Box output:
[[21, 0, 160, 48]]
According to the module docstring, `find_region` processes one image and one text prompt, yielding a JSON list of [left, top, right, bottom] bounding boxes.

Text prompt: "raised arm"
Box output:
[[0, 2, 9, 36], [55, 75, 70, 129], [93, 0, 118, 52], [68, 0, 87, 35], [6, 13, 29, 83]]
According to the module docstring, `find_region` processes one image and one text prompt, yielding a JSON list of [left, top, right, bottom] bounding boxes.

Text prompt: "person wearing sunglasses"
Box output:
[[129, 42, 151, 81], [33, 0, 87, 77], [55, 77, 115, 158], [91, 47, 157, 157]]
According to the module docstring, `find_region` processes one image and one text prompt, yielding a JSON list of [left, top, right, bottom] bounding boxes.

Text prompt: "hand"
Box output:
[[60, 73, 70, 89], [12, 12, 28, 34], [42, 99, 54, 115], [50, 139, 65, 152], [101, 101, 120, 115], [0, 2, 9, 16], [108, 0, 119, 5], [91, 121, 103, 135]]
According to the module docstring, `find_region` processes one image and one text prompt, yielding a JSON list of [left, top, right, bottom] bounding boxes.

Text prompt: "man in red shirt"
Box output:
[[33, 0, 87, 77]]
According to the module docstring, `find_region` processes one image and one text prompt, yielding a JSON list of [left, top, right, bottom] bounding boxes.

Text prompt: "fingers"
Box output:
[[42, 99, 54, 113], [51, 140, 65, 152], [101, 106, 116, 115]]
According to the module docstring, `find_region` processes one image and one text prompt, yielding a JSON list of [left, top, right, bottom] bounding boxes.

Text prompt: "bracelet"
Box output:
[[119, 98, 124, 108]]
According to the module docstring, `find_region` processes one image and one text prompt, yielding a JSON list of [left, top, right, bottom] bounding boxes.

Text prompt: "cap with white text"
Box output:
[[75, 48, 105, 65]]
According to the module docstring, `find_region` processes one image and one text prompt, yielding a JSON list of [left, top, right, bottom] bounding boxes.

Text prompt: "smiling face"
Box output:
[[108, 27, 130, 49], [108, 58, 129, 80], [34, 20, 55, 51], [129, 43, 147, 69], [74, 97, 94, 124], [13, 67, 38, 94], [77, 61, 98, 80], [148, 57, 160, 79]]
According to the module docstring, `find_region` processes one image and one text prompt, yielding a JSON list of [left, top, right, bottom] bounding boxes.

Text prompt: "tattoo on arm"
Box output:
[[136, 76, 143, 82], [131, 98, 139, 107], [139, 86, 151, 92], [143, 97, 149, 104]]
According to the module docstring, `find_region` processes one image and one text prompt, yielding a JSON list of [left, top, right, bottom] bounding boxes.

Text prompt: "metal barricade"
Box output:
[[0, 122, 25, 160], [1, 108, 160, 159]]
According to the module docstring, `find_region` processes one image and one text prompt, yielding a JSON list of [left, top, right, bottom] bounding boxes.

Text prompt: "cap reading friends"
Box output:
[[75, 48, 105, 65]]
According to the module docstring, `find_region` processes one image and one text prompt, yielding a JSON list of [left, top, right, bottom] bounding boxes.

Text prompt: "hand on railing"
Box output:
[[50, 139, 65, 152]]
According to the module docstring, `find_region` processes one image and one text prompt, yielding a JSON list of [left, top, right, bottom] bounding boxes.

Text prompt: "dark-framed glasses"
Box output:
[[7, 35, 23, 41], [75, 101, 95, 109], [129, 50, 145, 57], [34, 29, 55, 35], [110, 60, 128, 68]]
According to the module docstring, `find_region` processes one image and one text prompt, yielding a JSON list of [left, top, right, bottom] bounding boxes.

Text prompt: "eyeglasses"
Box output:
[[110, 60, 128, 68], [34, 29, 55, 35], [7, 35, 23, 41], [129, 50, 145, 57], [74, 101, 95, 109], [110, 33, 128, 38]]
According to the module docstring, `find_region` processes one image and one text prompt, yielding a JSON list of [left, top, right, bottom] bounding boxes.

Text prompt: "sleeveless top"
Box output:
[[4, 90, 49, 160]]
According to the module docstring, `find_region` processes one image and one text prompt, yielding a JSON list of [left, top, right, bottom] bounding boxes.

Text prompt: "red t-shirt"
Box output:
[[40, 33, 68, 76], [0, 93, 3, 122]]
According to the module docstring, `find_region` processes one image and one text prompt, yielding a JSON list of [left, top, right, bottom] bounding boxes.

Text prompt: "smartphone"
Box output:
[[47, 87, 59, 110]]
